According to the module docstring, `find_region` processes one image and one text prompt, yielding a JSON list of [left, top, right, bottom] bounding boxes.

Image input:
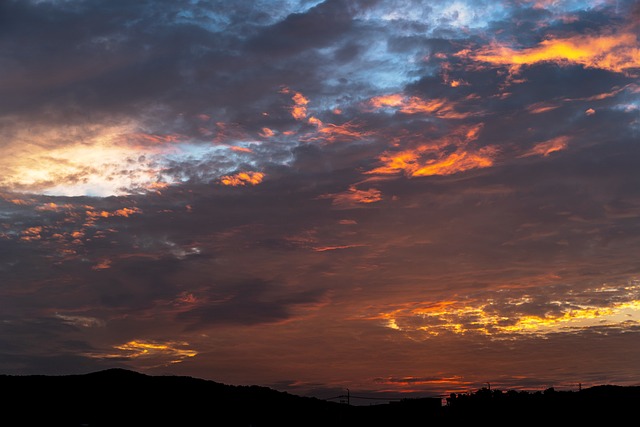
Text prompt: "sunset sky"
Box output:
[[2, 0, 640, 402]]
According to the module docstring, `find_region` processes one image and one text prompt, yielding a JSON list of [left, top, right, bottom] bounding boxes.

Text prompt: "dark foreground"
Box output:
[[2, 369, 639, 426]]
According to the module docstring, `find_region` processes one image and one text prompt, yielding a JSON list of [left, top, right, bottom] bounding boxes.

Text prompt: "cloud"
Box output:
[[319, 185, 383, 207], [1, 0, 640, 399], [366, 123, 496, 177], [245, 0, 355, 56], [101, 340, 198, 367], [218, 171, 265, 186], [520, 136, 570, 157], [366, 282, 640, 339], [177, 279, 327, 329], [465, 31, 640, 75], [368, 93, 477, 119]]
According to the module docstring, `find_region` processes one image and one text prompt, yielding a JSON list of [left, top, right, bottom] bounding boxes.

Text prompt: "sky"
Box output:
[[1, 0, 640, 403]]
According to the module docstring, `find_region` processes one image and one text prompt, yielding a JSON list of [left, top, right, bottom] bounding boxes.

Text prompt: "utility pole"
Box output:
[[340, 388, 350, 405]]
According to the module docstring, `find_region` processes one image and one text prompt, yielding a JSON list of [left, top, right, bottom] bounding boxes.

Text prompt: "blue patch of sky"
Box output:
[[356, 0, 511, 35], [173, 0, 325, 33], [158, 140, 293, 184]]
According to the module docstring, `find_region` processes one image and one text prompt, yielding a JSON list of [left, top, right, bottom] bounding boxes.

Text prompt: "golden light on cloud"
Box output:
[[84, 207, 142, 227], [411, 149, 496, 177], [369, 94, 405, 108], [92, 259, 112, 270], [219, 171, 265, 186], [0, 123, 176, 197], [367, 124, 496, 177], [290, 91, 310, 120], [526, 102, 560, 114], [375, 375, 470, 391], [112, 340, 198, 365], [20, 226, 43, 241], [305, 117, 371, 143], [521, 136, 569, 157], [369, 93, 472, 119], [86, 207, 143, 219], [35, 202, 74, 212], [321, 185, 382, 207], [370, 283, 640, 339], [259, 127, 275, 138], [229, 146, 254, 153], [466, 32, 640, 75]]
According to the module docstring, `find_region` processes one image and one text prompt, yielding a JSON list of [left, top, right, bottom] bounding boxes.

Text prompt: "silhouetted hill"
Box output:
[[1, 369, 639, 426], [0, 368, 350, 426]]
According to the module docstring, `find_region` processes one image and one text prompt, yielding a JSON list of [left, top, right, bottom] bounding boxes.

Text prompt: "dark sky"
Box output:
[[1, 0, 639, 401]]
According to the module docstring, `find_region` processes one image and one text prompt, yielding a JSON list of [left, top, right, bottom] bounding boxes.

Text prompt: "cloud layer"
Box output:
[[1, 0, 639, 399]]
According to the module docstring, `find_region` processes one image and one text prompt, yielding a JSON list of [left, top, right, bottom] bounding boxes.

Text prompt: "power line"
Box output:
[[326, 394, 400, 402], [326, 394, 445, 403]]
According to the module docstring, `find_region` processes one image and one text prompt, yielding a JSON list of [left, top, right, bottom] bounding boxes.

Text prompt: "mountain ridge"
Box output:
[[3, 368, 639, 426]]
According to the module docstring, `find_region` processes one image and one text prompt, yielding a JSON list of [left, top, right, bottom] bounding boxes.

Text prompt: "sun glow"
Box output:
[[0, 123, 178, 197]]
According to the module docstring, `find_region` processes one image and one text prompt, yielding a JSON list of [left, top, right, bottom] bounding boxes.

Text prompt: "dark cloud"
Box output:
[[245, 0, 355, 56], [177, 278, 326, 328]]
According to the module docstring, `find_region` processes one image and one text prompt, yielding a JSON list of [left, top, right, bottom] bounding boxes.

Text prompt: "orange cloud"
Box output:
[[229, 146, 254, 153], [369, 94, 405, 108], [113, 207, 142, 217], [35, 202, 75, 211], [313, 244, 365, 252], [259, 127, 275, 138], [8, 198, 32, 205], [369, 94, 472, 119], [219, 171, 265, 186], [146, 182, 170, 193], [526, 102, 560, 114], [321, 185, 382, 207], [466, 32, 640, 75], [86, 207, 142, 219], [111, 340, 197, 364], [370, 290, 640, 338], [288, 91, 310, 120], [375, 375, 470, 390], [305, 117, 371, 143], [521, 136, 570, 157], [92, 259, 112, 270], [412, 148, 496, 177], [367, 124, 496, 177], [20, 226, 43, 241], [448, 79, 468, 87]]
